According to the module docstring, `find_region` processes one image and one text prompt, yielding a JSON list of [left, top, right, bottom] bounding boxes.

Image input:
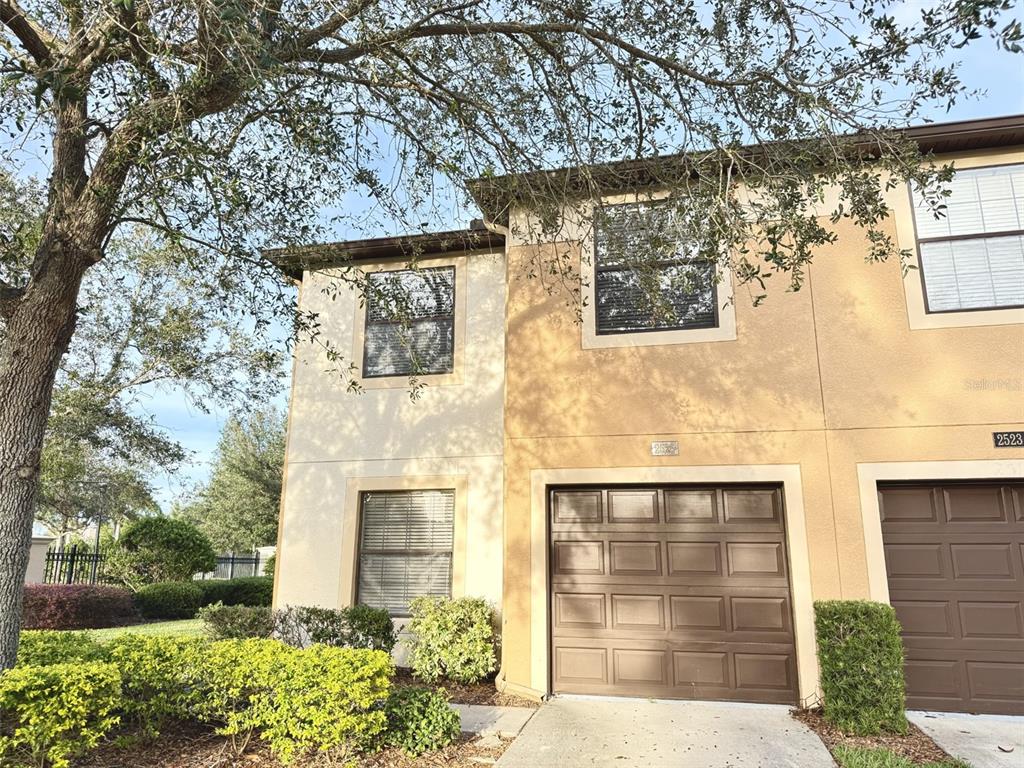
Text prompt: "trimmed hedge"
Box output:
[[196, 576, 273, 608], [198, 604, 276, 640], [107, 635, 209, 734], [0, 662, 122, 768], [274, 604, 396, 651], [814, 600, 908, 735], [406, 597, 497, 684], [22, 585, 136, 630], [17, 631, 108, 666], [133, 581, 203, 620]]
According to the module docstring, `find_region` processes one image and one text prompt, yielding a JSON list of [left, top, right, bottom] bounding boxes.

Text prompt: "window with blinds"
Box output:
[[363, 266, 455, 377], [357, 489, 454, 616], [594, 201, 718, 334], [912, 164, 1024, 313]]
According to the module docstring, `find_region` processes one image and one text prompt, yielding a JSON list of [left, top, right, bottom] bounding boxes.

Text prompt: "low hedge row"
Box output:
[[198, 603, 397, 653], [20, 578, 275, 629], [4, 633, 457, 767], [22, 585, 136, 630], [814, 600, 908, 736], [133, 576, 274, 621]]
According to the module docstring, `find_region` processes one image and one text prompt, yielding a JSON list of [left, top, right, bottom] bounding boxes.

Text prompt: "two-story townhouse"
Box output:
[[273, 114, 1024, 714]]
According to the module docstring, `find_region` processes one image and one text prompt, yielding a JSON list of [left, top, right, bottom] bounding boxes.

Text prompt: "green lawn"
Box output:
[[833, 746, 971, 768], [83, 618, 205, 642]]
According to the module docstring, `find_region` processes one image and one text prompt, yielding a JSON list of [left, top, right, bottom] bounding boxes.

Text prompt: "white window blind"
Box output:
[[594, 201, 718, 334], [363, 266, 455, 377], [912, 164, 1024, 312], [357, 490, 454, 616]]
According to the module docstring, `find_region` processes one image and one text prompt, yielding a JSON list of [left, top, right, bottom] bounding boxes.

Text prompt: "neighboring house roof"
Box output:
[[267, 221, 505, 280], [468, 113, 1024, 226]]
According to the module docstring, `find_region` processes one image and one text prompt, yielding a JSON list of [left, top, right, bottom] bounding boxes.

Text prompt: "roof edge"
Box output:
[[266, 226, 505, 280]]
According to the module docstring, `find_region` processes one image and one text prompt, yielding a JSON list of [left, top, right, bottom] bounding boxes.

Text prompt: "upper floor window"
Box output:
[[357, 489, 454, 616], [363, 266, 455, 377], [594, 201, 718, 334], [912, 164, 1024, 313]]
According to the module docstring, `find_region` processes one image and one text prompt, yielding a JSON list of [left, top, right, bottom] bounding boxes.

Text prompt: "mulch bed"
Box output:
[[793, 708, 955, 765], [394, 669, 538, 709], [76, 722, 510, 767]]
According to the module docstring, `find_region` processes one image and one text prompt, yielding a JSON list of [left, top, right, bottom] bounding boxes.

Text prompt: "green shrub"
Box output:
[[275, 604, 395, 651], [199, 638, 295, 753], [345, 604, 397, 653], [16, 631, 107, 666], [254, 646, 393, 764], [406, 597, 497, 684], [384, 687, 460, 756], [199, 603, 275, 640], [199, 640, 392, 763], [106, 517, 216, 589], [814, 600, 908, 735], [833, 745, 970, 768], [195, 576, 273, 608], [263, 553, 276, 577], [0, 662, 121, 768], [274, 605, 347, 647], [106, 635, 208, 734], [133, 581, 203, 620]]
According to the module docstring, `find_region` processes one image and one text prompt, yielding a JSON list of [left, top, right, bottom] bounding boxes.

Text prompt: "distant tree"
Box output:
[[178, 408, 285, 553], [105, 516, 217, 589], [37, 438, 158, 546]]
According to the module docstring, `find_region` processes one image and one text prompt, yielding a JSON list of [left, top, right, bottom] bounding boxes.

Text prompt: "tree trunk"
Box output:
[[0, 238, 89, 669]]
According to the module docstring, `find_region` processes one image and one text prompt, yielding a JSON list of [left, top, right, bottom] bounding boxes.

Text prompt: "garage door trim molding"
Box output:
[[528, 464, 818, 703], [857, 459, 1024, 604]]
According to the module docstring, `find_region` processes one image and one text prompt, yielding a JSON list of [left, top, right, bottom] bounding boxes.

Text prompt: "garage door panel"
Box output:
[[943, 486, 1010, 523], [664, 490, 717, 522], [609, 541, 663, 575], [721, 488, 782, 525], [550, 484, 797, 704], [551, 490, 603, 523], [880, 482, 1024, 715], [607, 490, 659, 522]]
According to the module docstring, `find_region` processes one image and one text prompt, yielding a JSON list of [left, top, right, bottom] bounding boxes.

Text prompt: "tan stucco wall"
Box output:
[[275, 250, 506, 614], [499, 146, 1024, 698]]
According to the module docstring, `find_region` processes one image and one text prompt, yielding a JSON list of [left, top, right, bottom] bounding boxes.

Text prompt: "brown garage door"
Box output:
[[549, 484, 798, 703], [880, 482, 1024, 715]]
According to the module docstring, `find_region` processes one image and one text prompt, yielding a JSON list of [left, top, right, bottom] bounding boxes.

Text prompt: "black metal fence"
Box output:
[[44, 545, 108, 585], [195, 552, 264, 580], [43, 546, 265, 585]]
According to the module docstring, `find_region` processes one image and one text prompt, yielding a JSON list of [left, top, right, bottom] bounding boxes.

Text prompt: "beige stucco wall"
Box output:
[[274, 249, 506, 616], [498, 146, 1024, 698]]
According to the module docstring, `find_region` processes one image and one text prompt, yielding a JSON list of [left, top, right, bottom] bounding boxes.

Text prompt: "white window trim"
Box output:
[[890, 149, 1024, 330], [580, 192, 738, 349]]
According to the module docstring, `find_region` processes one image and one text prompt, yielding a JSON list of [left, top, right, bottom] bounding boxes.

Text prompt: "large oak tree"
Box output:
[[0, 0, 1020, 667]]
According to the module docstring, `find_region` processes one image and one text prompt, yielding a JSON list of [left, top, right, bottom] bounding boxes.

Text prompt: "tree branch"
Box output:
[[0, 0, 55, 63]]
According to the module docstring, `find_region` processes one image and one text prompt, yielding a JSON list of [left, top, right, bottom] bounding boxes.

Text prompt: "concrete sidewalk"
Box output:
[[909, 711, 1023, 768], [495, 696, 835, 768]]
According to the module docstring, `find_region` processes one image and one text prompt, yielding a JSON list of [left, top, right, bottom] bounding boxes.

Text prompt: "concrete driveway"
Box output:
[[495, 696, 835, 768], [909, 711, 1024, 768]]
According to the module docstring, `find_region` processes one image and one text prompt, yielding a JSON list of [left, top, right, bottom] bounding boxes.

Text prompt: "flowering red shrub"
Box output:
[[22, 585, 137, 630]]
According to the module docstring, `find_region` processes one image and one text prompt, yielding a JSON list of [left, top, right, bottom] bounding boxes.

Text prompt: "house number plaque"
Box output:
[[993, 431, 1024, 448], [650, 441, 679, 457]]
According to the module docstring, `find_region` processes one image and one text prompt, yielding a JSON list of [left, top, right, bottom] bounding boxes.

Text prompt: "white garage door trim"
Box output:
[[858, 459, 1024, 604], [528, 464, 818, 704]]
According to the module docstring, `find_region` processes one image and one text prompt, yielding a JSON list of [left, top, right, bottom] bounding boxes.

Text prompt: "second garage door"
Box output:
[[880, 481, 1024, 715], [549, 484, 798, 703]]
